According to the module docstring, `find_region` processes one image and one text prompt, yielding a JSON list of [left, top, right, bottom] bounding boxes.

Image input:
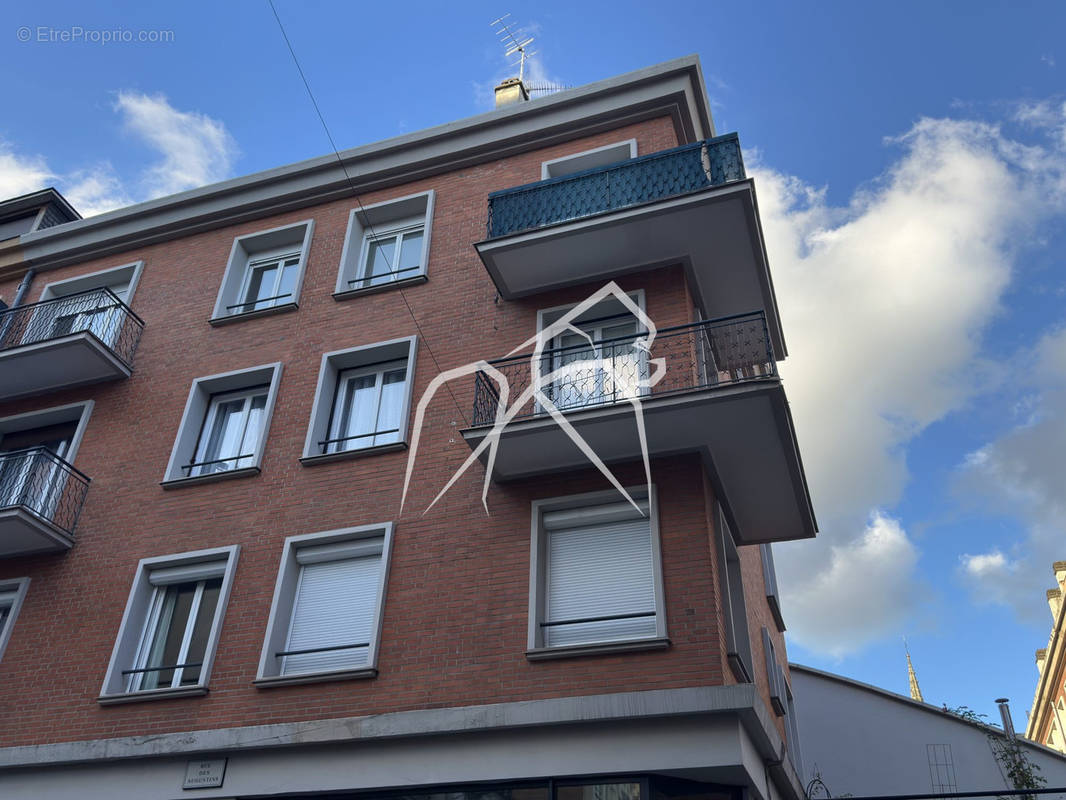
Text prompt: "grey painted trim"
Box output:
[[0, 509, 75, 554], [15, 57, 712, 274], [160, 466, 261, 490], [0, 684, 782, 769], [0, 333, 133, 401], [98, 544, 240, 702], [0, 577, 30, 661], [333, 274, 428, 302], [207, 301, 298, 326], [39, 260, 144, 304], [0, 188, 80, 223], [209, 219, 314, 322], [253, 667, 377, 688], [540, 138, 638, 179], [161, 362, 283, 483], [96, 685, 208, 706], [256, 522, 395, 682], [299, 441, 407, 467], [301, 336, 418, 459], [0, 399, 94, 464], [526, 637, 670, 661], [334, 190, 435, 294], [527, 485, 666, 651]]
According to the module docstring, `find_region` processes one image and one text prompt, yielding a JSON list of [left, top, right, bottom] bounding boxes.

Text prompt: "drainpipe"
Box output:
[[0, 268, 35, 341]]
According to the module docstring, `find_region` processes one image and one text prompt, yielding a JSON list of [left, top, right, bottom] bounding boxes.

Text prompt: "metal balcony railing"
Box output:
[[0, 287, 145, 368], [0, 446, 90, 538], [472, 311, 774, 428], [486, 133, 746, 239]]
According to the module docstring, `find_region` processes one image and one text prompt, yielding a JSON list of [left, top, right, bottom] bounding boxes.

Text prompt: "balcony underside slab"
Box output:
[[475, 181, 786, 359], [462, 381, 815, 544], [0, 333, 131, 401], [0, 507, 74, 557]]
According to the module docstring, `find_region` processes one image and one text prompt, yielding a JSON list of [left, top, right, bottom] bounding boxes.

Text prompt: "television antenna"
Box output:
[[490, 13, 537, 82]]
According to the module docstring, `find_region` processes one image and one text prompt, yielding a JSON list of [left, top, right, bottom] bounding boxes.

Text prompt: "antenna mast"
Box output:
[[491, 13, 537, 82]]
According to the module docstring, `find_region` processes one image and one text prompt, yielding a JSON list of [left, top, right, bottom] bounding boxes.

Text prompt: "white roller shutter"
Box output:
[[546, 512, 656, 647], [282, 547, 382, 675]]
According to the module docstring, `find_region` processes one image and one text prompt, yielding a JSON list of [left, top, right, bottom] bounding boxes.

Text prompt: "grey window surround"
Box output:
[[527, 486, 668, 659], [761, 543, 786, 632], [255, 523, 394, 687], [784, 680, 803, 777], [300, 337, 417, 463], [334, 191, 435, 300], [39, 261, 144, 304], [98, 545, 240, 705], [161, 363, 283, 488], [210, 220, 314, 324], [761, 626, 786, 717], [540, 138, 638, 179], [718, 503, 753, 683], [0, 577, 30, 662], [0, 401, 94, 463]]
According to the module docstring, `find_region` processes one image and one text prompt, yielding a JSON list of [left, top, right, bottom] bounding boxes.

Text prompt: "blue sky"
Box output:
[[3, 1, 1066, 727]]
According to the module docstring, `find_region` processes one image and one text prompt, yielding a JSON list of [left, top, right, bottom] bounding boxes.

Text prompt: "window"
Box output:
[[761, 543, 785, 632], [162, 363, 282, 486], [256, 524, 393, 685], [0, 577, 30, 661], [541, 139, 637, 180], [335, 191, 434, 298], [528, 487, 667, 657], [100, 545, 238, 703], [762, 626, 786, 716], [717, 504, 753, 682], [211, 220, 313, 323], [302, 337, 417, 462]]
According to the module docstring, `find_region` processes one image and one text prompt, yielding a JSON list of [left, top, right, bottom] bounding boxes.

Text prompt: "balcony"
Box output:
[[0, 287, 144, 401], [462, 312, 815, 544], [475, 134, 786, 358], [0, 447, 89, 556]]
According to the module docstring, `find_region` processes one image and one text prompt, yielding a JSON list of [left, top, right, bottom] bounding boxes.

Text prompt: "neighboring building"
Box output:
[[792, 664, 1066, 796], [0, 188, 80, 286], [0, 56, 816, 800], [1026, 561, 1066, 752]]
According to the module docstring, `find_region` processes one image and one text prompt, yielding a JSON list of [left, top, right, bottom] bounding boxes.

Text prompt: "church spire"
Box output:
[[905, 639, 924, 702]]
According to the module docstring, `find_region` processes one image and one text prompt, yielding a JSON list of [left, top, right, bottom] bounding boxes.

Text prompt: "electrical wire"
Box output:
[[267, 0, 470, 427]]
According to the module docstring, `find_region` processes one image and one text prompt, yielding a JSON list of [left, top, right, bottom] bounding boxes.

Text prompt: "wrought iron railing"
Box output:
[[486, 133, 746, 238], [0, 287, 145, 368], [472, 311, 774, 427], [0, 446, 90, 538]]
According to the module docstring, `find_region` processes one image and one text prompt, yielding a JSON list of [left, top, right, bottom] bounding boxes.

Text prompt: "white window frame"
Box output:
[[99, 545, 239, 704], [187, 385, 271, 477], [325, 359, 409, 454], [301, 337, 417, 463], [210, 219, 314, 323], [256, 523, 394, 687], [233, 249, 303, 315], [162, 363, 283, 486], [39, 261, 144, 305], [719, 502, 753, 682], [335, 191, 434, 299], [0, 577, 30, 662], [527, 486, 668, 660], [540, 139, 638, 180]]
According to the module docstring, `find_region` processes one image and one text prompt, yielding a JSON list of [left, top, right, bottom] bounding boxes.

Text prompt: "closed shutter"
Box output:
[[545, 507, 655, 647], [282, 544, 382, 675]]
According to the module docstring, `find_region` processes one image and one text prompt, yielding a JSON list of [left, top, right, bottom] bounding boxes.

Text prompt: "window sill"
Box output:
[[300, 441, 407, 466], [161, 466, 261, 489], [97, 685, 208, 706], [526, 637, 671, 661], [253, 667, 378, 688], [209, 302, 298, 326], [332, 274, 427, 301]]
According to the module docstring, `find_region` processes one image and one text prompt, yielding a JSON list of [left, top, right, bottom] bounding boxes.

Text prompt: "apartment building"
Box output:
[[1027, 561, 1066, 751], [0, 56, 816, 799]]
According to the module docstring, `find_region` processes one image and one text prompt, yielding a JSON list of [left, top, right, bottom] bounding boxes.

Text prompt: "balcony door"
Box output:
[[48, 281, 130, 348], [549, 316, 648, 411], [0, 422, 77, 517]]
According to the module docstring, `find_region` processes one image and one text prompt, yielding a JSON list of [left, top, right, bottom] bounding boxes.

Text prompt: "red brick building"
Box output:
[[0, 56, 816, 800]]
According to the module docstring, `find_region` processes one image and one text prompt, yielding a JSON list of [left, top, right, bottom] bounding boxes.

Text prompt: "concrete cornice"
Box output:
[[1026, 584, 1066, 743], [0, 683, 800, 799], [9, 56, 714, 279]]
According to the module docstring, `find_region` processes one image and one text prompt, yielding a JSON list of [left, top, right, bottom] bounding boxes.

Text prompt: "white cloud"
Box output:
[[114, 91, 238, 198], [0, 92, 236, 217], [955, 326, 1066, 619], [764, 112, 1066, 655]]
